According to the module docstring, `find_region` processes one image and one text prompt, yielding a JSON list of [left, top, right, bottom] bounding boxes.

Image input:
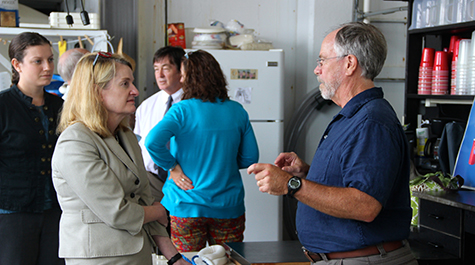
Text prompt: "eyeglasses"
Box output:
[[92, 52, 112, 68], [316, 55, 348, 67]]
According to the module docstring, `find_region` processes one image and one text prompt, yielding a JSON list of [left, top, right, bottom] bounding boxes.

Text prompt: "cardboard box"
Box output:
[[0, 0, 18, 27], [168, 23, 186, 49], [0, 10, 18, 27]]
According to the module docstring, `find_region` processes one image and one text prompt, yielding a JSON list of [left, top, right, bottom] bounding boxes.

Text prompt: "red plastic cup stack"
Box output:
[[432, 51, 450, 95], [448, 35, 460, 60], [418, 48, 435, 95], [451, 38, 462, 95]]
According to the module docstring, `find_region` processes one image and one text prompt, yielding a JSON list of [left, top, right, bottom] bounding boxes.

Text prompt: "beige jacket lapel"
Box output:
[[103, 130, 140, 178]]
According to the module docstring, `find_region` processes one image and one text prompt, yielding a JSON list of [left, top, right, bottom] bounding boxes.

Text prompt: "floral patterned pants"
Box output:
[[170, 214, 245, 252]]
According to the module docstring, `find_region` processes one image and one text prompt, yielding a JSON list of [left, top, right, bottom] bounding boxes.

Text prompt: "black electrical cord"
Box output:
[[285, 89, 332, 152], [165, 0, 168, 46], [284, 194, 298, 240], [80, 0, 90, 26], [65, 0, 74, 25]]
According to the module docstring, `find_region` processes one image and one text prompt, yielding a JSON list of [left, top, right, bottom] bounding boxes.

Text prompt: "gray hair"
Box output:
[[58, 49, 88, 83], [333, 22, 387, 81]]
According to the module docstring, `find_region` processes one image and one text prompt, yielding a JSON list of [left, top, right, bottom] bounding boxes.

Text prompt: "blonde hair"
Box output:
[[57, 52, 133, 137]]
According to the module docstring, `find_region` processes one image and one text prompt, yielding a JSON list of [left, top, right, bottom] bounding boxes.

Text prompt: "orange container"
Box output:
[[168, 23, 186, 49]]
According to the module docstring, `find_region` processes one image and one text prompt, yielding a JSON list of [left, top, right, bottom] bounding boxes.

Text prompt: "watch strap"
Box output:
[[167, 253, 183, 265]]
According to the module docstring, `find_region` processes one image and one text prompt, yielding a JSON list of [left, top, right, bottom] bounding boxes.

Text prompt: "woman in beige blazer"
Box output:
[[52, 52, 189, 265]]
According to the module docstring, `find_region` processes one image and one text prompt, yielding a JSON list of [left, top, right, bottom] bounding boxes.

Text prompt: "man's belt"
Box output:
[[302, 240, 403, 262]]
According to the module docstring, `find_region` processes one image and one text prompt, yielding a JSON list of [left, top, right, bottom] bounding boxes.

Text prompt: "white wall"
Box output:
[[369, 0, 408, 123], [293, 1, 355, 160], [168, 0, 300, 127], [167, 0, 355, 160]]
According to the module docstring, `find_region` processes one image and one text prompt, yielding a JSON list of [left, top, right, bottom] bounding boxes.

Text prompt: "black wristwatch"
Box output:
[[167, 253, 183, 265], [287, 176, 302, 198]]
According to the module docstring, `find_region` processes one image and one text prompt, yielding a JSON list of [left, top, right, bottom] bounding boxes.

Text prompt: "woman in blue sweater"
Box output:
[[145, 50, 259, 252]]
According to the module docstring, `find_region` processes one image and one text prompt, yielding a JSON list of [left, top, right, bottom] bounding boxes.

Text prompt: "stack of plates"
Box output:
[[192, 27, 227, 49]]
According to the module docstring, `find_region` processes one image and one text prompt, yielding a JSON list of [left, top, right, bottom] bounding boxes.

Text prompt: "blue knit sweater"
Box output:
[[145, 98, 259, 218]]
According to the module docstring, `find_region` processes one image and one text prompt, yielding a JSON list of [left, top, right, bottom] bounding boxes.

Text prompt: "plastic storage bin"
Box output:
[[439, 0, 464, 25], [423, 0, 441, 27]]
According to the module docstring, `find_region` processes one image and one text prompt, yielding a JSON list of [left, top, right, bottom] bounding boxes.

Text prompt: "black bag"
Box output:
[[438, 122, 465, 175]]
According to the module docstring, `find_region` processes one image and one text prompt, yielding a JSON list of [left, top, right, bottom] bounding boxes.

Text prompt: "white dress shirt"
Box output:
[[134, 89, 183, 174]]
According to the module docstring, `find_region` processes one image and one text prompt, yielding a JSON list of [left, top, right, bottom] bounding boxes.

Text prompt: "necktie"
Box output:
[[155, 95, 174, 182], [165, 95, 173, 115], [164, 95, 173, 149]]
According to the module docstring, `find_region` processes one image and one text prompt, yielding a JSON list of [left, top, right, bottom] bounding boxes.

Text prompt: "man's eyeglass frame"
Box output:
[[316, 54, 348, 67]]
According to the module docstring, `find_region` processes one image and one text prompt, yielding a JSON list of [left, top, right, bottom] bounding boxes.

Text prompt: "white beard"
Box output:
[[318, 75, 341, 100]]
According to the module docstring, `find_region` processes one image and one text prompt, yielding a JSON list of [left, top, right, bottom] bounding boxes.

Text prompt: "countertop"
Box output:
[[412, 189, 475, 212]]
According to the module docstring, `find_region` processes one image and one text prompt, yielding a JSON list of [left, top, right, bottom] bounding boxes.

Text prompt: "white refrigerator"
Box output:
[[190, 49, 285, 241]]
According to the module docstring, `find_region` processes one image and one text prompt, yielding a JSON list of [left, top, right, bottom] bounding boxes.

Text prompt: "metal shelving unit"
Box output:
[[0, 26, 109, 73]]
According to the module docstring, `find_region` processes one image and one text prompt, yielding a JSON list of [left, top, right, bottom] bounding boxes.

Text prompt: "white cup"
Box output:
[[411, 0, 425, 29], [440, 0, 464, 25], [422, 0, 440, 27]]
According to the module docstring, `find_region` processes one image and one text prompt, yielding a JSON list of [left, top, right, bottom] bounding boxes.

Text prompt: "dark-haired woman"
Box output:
[[0, 32, 64, 264], [145, 50, 259, 252]]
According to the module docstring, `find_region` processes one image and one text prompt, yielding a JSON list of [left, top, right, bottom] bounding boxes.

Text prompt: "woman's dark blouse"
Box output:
[[0, 84, 63, 212]]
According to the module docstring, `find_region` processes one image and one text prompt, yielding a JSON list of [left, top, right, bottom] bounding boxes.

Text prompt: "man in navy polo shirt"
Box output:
[[248, 22, 417, 264]]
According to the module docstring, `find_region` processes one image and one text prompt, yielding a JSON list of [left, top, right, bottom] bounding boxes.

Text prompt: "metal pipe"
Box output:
[[354, 0, 360, 22], [370, 20, 407, 24], [364, 0, 371, 24], [360, 6, 409, 19], [165, 0, 168, 46]]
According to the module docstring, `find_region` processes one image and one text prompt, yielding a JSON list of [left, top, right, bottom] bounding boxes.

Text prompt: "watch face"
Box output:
[[290, 178, 300, 189]]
